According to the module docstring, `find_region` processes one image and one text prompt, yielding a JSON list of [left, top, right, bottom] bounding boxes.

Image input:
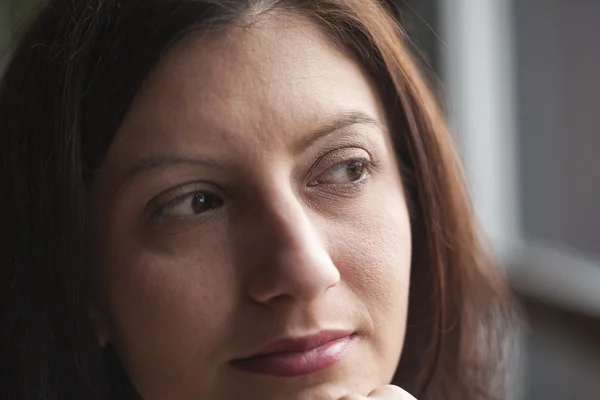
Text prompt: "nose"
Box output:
[[243, 190, 340, 305]]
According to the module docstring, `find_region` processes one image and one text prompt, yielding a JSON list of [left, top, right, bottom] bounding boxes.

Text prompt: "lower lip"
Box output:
[[231, 334, 357, 377]]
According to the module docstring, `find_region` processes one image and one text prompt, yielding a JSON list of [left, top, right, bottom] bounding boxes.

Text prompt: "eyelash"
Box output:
[[308, 158, 377, 187], [149, 156, 380, 222], [148, 184, 224, 223], [151, 191, 222, 222]]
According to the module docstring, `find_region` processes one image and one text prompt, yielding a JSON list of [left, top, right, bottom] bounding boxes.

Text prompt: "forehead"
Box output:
[[108, 13, 386, 168]]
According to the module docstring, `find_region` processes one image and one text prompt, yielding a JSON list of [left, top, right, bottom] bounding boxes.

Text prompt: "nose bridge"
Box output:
[[244, 183, 340, 304], [263, 188, 315, 251]]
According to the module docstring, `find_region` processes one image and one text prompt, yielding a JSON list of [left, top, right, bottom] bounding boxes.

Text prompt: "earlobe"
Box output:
[[88, 307, 111, 348]]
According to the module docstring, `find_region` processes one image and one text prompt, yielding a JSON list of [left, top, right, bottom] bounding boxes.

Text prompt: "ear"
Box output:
[[88, 306, 111, 348]]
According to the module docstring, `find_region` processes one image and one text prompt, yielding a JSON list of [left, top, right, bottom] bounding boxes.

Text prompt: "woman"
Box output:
[[0, 0, 515, 399]]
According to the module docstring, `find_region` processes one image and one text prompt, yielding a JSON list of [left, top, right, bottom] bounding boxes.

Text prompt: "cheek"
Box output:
[[99, 236, 238, 396], [331, 188, 412, 354]]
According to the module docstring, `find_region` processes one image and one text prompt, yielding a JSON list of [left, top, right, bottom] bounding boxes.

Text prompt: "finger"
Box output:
[[367, 385, 417, 399]]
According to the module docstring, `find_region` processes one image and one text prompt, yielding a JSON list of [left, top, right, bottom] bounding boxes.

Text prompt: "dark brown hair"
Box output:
[[0, 0, 515, 399]]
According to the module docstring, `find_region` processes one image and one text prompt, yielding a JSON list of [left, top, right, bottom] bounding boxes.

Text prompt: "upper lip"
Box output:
[[235, 329, 355, 360]]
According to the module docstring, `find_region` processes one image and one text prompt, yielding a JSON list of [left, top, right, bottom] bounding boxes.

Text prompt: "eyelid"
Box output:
[[307, 147, 372, 180], [146, 182, 222, 218]]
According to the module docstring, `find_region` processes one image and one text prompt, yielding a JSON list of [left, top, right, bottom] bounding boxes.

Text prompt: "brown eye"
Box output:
[[154, 192, 223, 220], [311, 160, 368, 186]]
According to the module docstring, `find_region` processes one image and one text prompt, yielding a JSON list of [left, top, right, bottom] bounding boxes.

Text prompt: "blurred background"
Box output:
[[1, 0, 599, 399], [401, 1, 600, 399]]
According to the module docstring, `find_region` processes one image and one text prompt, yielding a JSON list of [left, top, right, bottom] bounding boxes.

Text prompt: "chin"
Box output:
[[223, 369, 375, 400], [235, 382, 354, 400]]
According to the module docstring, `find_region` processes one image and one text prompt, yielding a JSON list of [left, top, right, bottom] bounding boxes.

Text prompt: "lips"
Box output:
[[231, 330, 357, 377]]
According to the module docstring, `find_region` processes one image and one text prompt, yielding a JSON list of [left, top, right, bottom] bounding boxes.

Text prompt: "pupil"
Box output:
[[347, 161, 364, 180], [192, 193, 221, 213]]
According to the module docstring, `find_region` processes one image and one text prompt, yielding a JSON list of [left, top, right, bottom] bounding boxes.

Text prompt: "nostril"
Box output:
[[325, 265, 341, 290], [242, 195, 339, 304], [245, 247, 340, 305]]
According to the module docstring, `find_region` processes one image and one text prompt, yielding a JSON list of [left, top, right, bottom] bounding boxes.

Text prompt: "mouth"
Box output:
[[231, 330, 357, 377]]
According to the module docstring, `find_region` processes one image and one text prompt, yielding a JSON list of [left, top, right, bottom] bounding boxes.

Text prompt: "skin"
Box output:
[[89, 13, 414, 400]]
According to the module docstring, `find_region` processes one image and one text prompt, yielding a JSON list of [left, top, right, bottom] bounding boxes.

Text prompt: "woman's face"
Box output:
[[90, 14, 412, 400]]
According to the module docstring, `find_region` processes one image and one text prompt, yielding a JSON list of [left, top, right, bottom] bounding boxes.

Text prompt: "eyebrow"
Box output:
[[292, 110, 383, 154], [126, 154, 223, 180], [125, 110, 383, 180]]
